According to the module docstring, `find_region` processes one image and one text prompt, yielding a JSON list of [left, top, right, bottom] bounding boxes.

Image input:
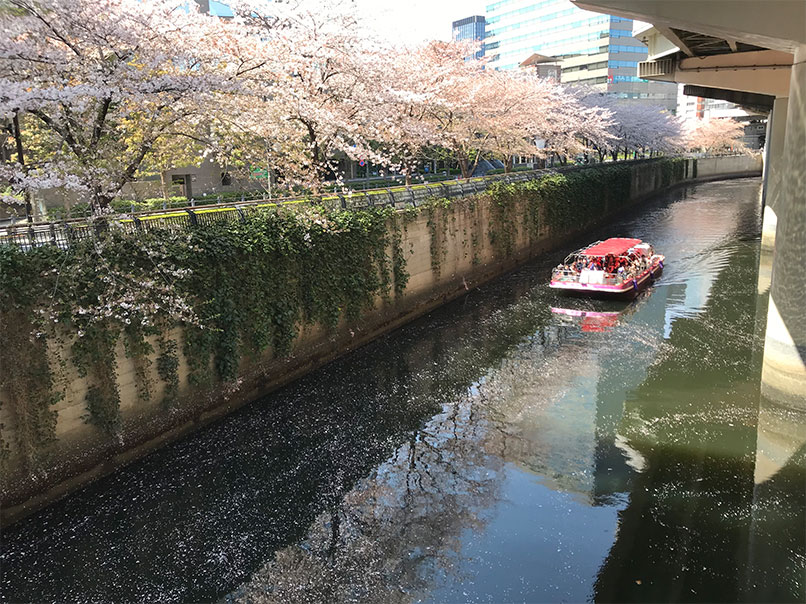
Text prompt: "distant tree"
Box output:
[[577, 90, 683, 161], [685, 117, 747, 154]]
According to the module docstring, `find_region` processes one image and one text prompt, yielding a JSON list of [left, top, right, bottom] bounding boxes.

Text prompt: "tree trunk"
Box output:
[[12, 112, 32, 223], [459, 157, 471, 180], [160, 171, 169, 200], [468, 153, 482, 179], [504, 156, 513, 173]]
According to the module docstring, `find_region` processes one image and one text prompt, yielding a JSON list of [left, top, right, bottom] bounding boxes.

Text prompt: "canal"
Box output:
[[1, 178, 804, 603]]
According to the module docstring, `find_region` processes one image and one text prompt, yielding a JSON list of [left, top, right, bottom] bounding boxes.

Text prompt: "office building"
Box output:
[[484, 0, 677, 110], [519, 53, 561, 83], [452, 15, 486, 59]]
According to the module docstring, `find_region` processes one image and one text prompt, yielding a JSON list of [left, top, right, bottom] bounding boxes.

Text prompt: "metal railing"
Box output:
[[0, 158, 662, 250]]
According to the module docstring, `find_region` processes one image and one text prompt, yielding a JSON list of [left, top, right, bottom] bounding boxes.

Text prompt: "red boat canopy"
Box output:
[[581, 238, 642, 257]]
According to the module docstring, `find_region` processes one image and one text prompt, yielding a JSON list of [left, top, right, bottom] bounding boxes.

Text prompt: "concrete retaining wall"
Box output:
[[0, 155, 761, 523], [696, 154, 763, 179]]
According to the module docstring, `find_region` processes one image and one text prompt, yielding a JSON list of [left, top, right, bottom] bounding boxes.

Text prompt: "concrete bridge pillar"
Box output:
[[761, 45, 806, 411], [761, 96, 789, 258], [753, 96, 790, 372]]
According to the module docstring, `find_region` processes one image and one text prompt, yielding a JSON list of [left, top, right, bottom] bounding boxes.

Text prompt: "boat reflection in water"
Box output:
[[551, 292, 649, 333], [551, 307, 621, 333]]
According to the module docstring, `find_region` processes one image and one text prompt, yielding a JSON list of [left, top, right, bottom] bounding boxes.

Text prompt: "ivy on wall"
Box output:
[[176, 207, 404, 383], [0, 159, 688, 468], [156, 336, 180, 409], [0, 310, 60, 468], [0, 244, 63, 465], [389, 215, 409, 297], [661, 157, 688, 187], [425, 198, 452, 278], [0, 205, 407, 459], [484, 162, 655, 255]]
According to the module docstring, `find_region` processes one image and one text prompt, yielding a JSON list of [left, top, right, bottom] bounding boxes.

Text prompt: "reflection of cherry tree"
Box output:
[[235, 397, 505, 603]]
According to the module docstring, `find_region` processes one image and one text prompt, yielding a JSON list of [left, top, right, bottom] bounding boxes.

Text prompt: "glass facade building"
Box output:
[[452, 15, 486, 59], [485, 0, 677, 110]]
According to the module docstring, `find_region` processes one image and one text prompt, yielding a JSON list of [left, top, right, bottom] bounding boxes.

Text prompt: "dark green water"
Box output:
[[2, 178, 804, 603]]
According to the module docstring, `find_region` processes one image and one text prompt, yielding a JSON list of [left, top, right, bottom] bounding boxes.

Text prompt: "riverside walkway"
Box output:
[[0, 158, 673, 250]]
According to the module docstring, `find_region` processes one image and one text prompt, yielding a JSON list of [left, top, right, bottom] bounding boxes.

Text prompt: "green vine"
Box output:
[[486, 182, 519, 257], [184, 325, 215, 387], [425, 198, 451, 277], [487, 164, 634, 238], [0, 310, 60, 468], [170, 206, 401, 383], [660, 157, 687, 187], [123, 325, 155, 402], [73, 325, 122, 435], [1, 205, 404, 441], [0, 245, 63, 467], [389, 215, 409, 297], [156, 336, 180, 409]]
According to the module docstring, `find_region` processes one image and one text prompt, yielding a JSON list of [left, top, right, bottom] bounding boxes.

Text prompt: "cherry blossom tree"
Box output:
[[1, 0, 688, 212], [481, 72, 550, 172], [420, 50, 502, 180], [221, 0, 393, 191], [577, 89, 683, 161], [612, 102, 683, 158], [366, 41, 469, 185], [0, 0, 238, 211], [532, 84, 614, 166], [372, 54, 613, 178], [685, 117, 747, 154]]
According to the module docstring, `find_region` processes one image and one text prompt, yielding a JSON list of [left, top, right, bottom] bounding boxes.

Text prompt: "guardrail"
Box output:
[[0, 158, 662, 250]]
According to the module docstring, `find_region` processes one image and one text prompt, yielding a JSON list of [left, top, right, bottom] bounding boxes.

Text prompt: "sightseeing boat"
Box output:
[[549, 238, 664, 299]]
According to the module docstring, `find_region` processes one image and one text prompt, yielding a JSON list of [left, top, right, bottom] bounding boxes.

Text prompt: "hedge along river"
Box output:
[[1, 177, 804, 603]]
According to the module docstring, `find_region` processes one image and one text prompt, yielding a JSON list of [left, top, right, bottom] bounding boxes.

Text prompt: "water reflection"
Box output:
[[2, 178, 803, 604], [745, 396, 806, 602], [593, 235, 765, 603], [552, 307, 624, 333], [231, 397, 504, 603]]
